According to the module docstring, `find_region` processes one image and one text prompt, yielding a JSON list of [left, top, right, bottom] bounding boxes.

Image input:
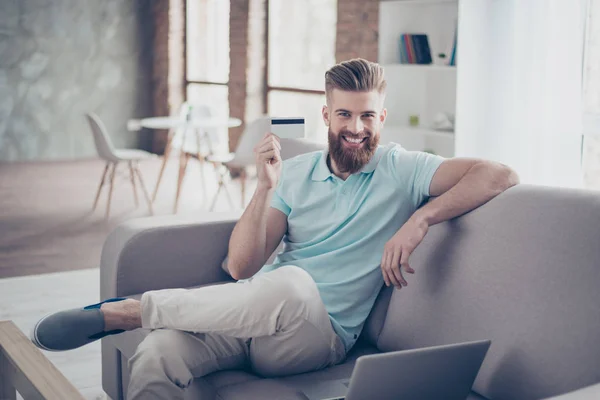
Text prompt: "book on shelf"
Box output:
[[398, 28, 458, 66], [398, 34, 432, 65], [449, 24, 457, 66]]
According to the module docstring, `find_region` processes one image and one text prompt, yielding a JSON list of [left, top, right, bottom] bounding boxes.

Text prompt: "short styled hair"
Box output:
[[324, 58, 387, 103]]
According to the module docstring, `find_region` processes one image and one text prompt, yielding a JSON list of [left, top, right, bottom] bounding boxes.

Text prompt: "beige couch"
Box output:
[[100, 142, 600, 399]]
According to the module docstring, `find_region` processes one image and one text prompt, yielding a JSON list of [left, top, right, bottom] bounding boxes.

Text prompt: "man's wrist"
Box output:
[[255, 184, 276, 195], [412, 207, 433, 228]]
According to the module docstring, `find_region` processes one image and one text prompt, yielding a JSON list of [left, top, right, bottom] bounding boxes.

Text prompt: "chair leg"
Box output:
[[222, 176, 235, 210], [240, 168, 247, 208], [105, 163, 117, 220], [212, 163, 235, 210], [152, 129, 174, 202], [174, 152, 189, 213], [128, 161, 139, 207], [196, 152, 208, 208], [133, 162, 154, 215], [199, 158, 208, 207], [92, 162, 110, 211], [209, 181, 224, 212]]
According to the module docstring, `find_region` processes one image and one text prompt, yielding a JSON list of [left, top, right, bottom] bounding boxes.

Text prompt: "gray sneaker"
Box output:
[[31, 297, 127, 351]]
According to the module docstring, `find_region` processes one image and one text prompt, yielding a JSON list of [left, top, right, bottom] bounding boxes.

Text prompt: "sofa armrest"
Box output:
[[100, 212, 242, 299], [541, 382, 600, 400]]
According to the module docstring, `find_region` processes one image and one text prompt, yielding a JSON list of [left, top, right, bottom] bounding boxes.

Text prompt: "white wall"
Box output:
[[455, 0, 585, 187]]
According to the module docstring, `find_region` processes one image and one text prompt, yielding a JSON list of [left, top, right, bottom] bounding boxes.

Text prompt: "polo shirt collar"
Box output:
[[311, 146, 383, 181]]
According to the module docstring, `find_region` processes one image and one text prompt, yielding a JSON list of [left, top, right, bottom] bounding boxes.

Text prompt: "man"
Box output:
[[31, 59, 519, 399]]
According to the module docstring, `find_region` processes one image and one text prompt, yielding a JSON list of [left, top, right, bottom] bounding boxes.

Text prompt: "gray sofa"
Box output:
[[100, 142, 600, 400]]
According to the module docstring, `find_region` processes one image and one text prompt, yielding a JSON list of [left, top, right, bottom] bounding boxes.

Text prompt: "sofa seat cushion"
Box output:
[[108, 330, 488, 399], [207, 343, 378, 399], [206, 342, 489, 400]]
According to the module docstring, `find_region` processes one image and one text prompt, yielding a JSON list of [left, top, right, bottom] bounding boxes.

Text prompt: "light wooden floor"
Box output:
[[0, 156, 256, 278], [0, 268, 105, 399]]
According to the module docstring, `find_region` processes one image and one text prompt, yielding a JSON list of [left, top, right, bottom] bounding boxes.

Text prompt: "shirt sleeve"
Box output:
[[269, 162, 291, 216], [391, 147, 445, 207], [270, 188, 291, 216]]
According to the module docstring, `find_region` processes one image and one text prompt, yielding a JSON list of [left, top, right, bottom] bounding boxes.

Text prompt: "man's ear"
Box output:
[[380, 108, 387, 125], [322, 105, 330, 127]]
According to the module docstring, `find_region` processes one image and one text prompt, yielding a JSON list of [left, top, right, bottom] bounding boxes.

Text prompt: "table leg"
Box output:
[[0, 350, 17, 400], [152, 129, 174, 202]]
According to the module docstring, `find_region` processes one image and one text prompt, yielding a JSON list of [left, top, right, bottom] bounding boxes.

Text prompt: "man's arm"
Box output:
[[227, 194, 287, 280], [380, 158, 519, 288], [226, 133, 288, 281], [418, 158, 520, 226]]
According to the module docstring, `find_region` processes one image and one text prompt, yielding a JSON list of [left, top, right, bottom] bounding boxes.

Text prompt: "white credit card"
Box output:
[[270, 117, 306, 139]]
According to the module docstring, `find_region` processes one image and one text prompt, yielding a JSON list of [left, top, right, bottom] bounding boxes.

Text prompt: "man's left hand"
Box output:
[[380, 215, 429, 288]]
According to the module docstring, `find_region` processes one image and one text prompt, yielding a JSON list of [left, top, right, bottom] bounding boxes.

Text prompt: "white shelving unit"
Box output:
[[381, 126, 455, 158], [378, 0, 459, 157]]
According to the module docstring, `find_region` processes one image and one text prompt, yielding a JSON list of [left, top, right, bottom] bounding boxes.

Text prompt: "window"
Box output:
[[583, 0, 600, 190], [267, 0, 337, 142], [185, 0, 230, 152]]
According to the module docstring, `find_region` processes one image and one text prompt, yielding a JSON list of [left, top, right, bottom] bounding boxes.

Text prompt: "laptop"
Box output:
[[301, 339, 491, 400]]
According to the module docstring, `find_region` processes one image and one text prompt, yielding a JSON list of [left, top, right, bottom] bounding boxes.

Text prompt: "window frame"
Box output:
[[184, 0, 230, 100], [263, 0, 327, 115]]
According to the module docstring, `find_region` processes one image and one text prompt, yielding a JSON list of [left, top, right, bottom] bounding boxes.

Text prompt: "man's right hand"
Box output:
[[254, 133, 282, 190]]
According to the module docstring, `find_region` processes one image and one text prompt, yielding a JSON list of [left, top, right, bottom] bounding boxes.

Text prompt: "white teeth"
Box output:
[[344, 136, 363, 144]]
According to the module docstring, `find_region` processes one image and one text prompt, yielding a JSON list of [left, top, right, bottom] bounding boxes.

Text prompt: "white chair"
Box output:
[[85, 113, 155, 219], [206, 116, 271, 210]]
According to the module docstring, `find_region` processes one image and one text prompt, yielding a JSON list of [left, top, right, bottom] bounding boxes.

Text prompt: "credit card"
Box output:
[[270, 117, 306, 139]]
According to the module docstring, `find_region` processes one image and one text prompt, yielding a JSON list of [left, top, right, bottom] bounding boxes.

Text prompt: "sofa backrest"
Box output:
[[376, 184, 600, 400]]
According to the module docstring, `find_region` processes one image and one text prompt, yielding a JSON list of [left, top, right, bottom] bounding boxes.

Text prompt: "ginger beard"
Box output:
[[328, 128, 380, 174]]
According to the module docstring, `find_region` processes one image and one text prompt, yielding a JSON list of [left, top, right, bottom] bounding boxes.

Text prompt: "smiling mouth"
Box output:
[[342, 135, 367, 144]]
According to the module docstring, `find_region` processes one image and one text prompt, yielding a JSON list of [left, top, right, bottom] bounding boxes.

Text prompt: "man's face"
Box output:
[[322, 89, 387, 174]]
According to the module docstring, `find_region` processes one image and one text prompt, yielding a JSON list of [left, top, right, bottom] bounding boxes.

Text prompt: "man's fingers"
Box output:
[[269, 136, 282, 150], [257, 145, 280, 156], [386, 252, 402, 288], [382, 269, 391, 288], [271, 133, 281, 145], [261, 132, 281, 146], [390, 249, 404, 287], [381, 253, 389, 287], [400, 250, 414, 274], [381, 253, 391, 287], [258, 149, 280, 162], [390, 251, 407, 287], [256, 143, 281, 158], [255, 141, 274, 154], [255, 137, 281, 154]]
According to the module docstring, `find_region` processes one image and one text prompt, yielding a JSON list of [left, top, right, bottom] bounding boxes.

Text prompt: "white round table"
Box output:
[[133, 116, 242, 130]]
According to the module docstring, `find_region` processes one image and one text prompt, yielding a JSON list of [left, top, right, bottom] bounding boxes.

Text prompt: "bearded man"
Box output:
[[31, 58, 519, 399]]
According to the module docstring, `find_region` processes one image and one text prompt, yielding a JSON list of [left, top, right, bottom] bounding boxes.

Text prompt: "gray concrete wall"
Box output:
[[0, 0, 154, 161]]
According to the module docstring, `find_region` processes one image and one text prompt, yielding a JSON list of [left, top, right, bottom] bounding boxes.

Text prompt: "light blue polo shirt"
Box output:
[[261, 143, 445, 352]]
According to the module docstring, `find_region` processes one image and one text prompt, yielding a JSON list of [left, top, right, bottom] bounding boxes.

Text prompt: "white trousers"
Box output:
[[127, 265, 347, 399]]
